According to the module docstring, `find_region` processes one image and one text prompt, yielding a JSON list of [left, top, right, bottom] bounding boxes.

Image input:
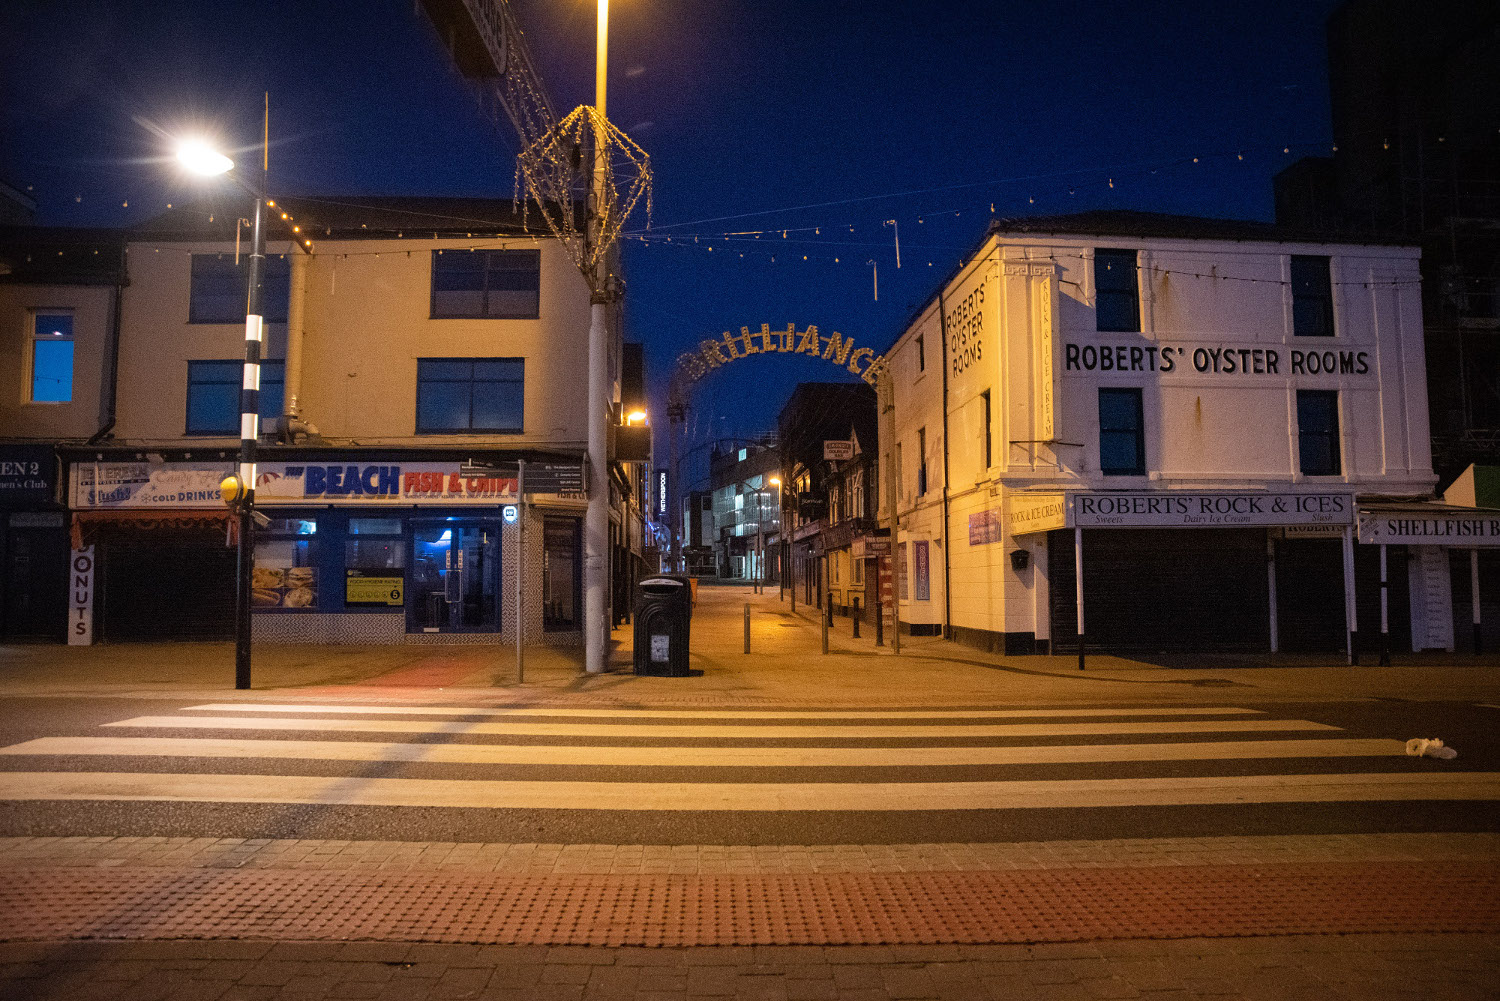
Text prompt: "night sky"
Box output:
[[2, 0, 1344, 486]]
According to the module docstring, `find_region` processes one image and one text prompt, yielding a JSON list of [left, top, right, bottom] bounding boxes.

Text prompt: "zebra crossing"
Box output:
[[0, 701, 1495, 819]]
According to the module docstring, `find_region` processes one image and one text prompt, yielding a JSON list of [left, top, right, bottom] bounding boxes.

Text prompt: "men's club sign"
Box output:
[[675, 324, 887, 386]]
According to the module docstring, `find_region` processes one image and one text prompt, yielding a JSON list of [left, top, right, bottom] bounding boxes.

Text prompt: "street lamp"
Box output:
[[176, 134, 267, 691], [625, 409, 647, 425], [768, 476, 783, 598]]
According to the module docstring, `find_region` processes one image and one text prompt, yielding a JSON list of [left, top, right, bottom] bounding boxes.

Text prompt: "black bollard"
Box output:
[[852, 596, 861, 639]]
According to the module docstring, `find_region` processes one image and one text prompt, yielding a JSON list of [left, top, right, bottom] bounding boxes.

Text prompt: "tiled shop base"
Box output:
[[0, 862, 1495, 947]]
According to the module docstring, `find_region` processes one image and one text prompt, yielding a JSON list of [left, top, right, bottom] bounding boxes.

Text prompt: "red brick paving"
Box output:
[[1, 862, 1495, 947]]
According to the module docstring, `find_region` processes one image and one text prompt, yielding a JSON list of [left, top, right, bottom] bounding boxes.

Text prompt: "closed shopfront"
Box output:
[[99, 522, 235, 641], [1, 446, 68, 643], [1049, 528, 1269, 652]]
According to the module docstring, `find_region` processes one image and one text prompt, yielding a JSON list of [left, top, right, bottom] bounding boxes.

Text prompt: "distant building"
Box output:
[[880, 211, 1491, 659], [707, 442, 780, 581], [1274, 0, 1500, 483], [776, 382, 880, 615]]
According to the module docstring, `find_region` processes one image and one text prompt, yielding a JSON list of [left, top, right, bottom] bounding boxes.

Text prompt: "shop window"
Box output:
[[1098, 387, 1145, 475], [185, 360, 285, 435], [416, 358, 524, 434], [543, 516, 581, 631], [254, 518, 318, 609], [345, 520, 406, 609], [1094, 248, 1140, 332], [430, 249, 540, 319], [30, 311, 73, 403], [1291, 255, 1334, 337], [349, 518, 403, 534], [1297, 390, 1341, 476], [853, 557, 864, 585], [189, 253, 290, 324]]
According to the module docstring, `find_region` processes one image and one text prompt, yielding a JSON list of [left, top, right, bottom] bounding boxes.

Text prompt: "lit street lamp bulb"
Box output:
[[626, 409, 647, 425], [175, 140, 234, 177]]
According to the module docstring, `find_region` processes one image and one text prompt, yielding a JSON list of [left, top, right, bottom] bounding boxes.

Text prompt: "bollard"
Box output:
[[744, 602, 751, 654], [821, 599, 829, 654], [852, 596, 861, 638], [875, 598, 884, 646]]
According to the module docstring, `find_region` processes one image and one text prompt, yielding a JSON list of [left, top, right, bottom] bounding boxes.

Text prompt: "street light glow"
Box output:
[[174, 139, 234, 176], [626, 409, 647, 424]]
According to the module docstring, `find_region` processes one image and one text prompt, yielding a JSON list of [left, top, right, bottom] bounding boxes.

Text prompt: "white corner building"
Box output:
[[881, 210, 1496, 660]]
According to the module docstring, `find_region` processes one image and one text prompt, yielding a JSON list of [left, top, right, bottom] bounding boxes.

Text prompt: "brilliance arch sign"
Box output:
[[674, 324, 887, 386]]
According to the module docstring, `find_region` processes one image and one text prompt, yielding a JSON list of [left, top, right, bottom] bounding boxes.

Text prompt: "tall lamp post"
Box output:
[[768, 476, 783, 598], [583, 0, 613, 673], [175, 137, 267, 690]]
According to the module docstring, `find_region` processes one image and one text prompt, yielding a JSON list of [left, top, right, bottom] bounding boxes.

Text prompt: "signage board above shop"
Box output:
[[70, 459, 587, 509], [1357, 508, 1500, 547], [1070, 491, 1353, 529], [0, 445, 57, 508], [823, 440, 854, 462]]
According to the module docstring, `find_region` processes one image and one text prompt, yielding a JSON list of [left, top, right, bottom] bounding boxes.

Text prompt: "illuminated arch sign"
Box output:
[[674, 324, 887, 386]]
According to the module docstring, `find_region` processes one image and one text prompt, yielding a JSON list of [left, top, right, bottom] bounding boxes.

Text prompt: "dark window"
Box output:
[[430, 249, 541, 319], [980, 390, 992, 469], [185, 359, 285, 435], [1094, 248, 1140, 332], [189, 254, 290, 324], [1098, 387, 1145, 475], [416, 357, 524, 433], [1290, 255, 1334, 337], [1297, 390, 1341, 475], [916, 334, 925, 372], [916, 427, 928, 495]]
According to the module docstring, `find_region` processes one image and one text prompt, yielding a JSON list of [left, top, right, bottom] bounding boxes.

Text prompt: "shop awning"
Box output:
[[71, 509, 234, 550], [1356, 502, 1500, 546]]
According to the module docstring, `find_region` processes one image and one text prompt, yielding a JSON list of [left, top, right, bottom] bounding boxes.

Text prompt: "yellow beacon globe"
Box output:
[[219, 475, 242, 506]]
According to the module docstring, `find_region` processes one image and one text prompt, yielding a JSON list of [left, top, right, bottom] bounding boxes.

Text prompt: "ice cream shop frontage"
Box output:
[[63, 450, 586, 646], [1005, 490, 1498, 663]]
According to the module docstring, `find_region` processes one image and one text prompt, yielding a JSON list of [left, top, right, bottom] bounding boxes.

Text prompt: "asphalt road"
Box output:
[[0, 694, 1495, 844]]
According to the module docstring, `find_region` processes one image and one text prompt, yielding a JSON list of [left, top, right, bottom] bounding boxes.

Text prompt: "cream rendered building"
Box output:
[[880, 210, 1461, 659]]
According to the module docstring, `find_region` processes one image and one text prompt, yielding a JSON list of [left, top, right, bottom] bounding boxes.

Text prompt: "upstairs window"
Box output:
[[189, 253, 290, 324], [916, 334, 926, 372], [416, 358, 525, 434], [1297, 390, 1341, 476], [1094, 248, 1140, 332], [30, 311, 74, 403], [185, 359, 285, 435], [980, 389, 992, 470], [1290, 255, 1334, 337], [1098, 387, 1145, 475], [916, 427, 928, 495], [431, 249, 541, 319]]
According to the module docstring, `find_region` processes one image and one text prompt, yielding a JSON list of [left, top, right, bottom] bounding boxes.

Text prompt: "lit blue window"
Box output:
[[185, 359, 285, 435], [416, 358, 524, 433], [31, 312, 74, 402], [189, 254, 290, 324]]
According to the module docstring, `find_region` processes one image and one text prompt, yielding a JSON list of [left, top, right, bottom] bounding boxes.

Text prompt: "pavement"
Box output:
[[0, 584, 1497, 999], [2, 583, 1497, 705]]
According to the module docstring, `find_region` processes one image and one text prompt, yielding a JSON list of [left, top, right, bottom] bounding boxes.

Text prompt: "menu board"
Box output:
[[252, 566, 317, 609]]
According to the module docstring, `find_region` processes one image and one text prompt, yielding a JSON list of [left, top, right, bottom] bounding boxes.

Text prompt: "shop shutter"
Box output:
[[100, 527, 236, 641], [1274, 539, 1345, 652], [1050, 528, 1269, 652]]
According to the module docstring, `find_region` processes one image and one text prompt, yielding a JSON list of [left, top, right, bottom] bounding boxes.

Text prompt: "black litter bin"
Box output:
[[634, 575, 692, 676]]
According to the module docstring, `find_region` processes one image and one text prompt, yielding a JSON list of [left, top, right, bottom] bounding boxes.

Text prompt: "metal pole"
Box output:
[[744, 602, 750, 654], [875, 596, 884, 646], [881, 368, 901, 655], [1472, 549, 1483, 656], [583, 0, 611, 674], [1379, 542, 1390, 666], [1342, 526, 1358, 665], [233, 140, 268, 691], [789, 549, 796, 612], [852, 596, 860, 639], [516, 459, 525, 683], [1266, 532, 1279, 654], [1074, 526, 1085, 671]]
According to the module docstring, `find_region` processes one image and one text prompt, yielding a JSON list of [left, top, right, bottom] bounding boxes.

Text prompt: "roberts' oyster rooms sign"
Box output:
[[1071, 491, 1353, 528]]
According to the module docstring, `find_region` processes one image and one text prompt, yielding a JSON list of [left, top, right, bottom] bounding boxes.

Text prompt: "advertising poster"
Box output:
[[252, 564, 317, 609]]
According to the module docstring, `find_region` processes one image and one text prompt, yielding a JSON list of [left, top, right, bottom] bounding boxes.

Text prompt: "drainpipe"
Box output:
[[86, 244, 127, 444], [280, 246, 308, 440], [936, 290, 954, 640]]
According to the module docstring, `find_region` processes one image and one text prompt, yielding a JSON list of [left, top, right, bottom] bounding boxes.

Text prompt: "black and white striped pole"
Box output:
[[232, 172, 267, 690]]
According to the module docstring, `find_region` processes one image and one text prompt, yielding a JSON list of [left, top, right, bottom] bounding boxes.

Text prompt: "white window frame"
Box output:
[[28, 308, 75, 404]]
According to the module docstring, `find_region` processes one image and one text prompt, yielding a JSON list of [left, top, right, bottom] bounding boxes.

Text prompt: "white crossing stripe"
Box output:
[[0, 735, 1407, 767], [0, 770, 1494, 811], [104, 716, 1341, 739], [182, 703, 1266, 720]]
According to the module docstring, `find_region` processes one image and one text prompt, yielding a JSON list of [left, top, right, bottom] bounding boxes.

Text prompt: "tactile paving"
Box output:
[[0, 861, 1494, 947]]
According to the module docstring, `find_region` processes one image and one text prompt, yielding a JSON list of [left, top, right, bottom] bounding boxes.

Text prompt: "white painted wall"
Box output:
[[884, 226, 1432, 640]]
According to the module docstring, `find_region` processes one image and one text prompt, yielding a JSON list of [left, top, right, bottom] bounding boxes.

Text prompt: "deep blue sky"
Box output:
[[2, 0, 1343, 484]]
